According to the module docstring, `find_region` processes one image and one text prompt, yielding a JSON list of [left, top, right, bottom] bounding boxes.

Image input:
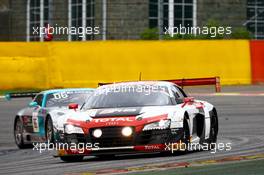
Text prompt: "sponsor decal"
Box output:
[[22, 116, 32, 126], [145, 145, 161, 150], [105, 122, 119, 126], [99, 108, 137, 115], [134, 144, 165, 151], [93, 117, 134, 123]]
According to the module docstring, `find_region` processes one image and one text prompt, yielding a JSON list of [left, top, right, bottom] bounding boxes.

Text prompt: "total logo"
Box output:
[[92, 117, 134, 123], [145, 145, 161, 150]]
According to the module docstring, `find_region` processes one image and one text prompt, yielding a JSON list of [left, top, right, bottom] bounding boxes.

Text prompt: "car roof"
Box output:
[[41, 88, 94, 95]]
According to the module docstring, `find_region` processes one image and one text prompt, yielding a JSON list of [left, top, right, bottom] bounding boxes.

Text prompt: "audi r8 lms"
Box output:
[[11, 88, 94, 148], [56, 81, 218, 162]]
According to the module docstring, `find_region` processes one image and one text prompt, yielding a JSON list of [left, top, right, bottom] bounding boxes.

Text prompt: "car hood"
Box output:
[[88, 107, 143, 117], [56, 105, 185, 131], [70, 105, 181, 122]]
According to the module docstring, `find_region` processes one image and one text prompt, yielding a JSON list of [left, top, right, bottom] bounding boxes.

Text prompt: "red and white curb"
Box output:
[[67, 153, 264, 175], [190, 92, 264, 97]]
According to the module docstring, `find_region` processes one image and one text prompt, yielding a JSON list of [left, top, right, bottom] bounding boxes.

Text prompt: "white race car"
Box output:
[[10, 88, 94, 148], [55, 81, 218, 162]]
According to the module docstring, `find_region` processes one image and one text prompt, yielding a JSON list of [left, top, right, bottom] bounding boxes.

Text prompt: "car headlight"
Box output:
[[92, 129, 103, 138], [64, 124, 84, 134], [143, 120, 171, 131], [121, 127, 133, 137]]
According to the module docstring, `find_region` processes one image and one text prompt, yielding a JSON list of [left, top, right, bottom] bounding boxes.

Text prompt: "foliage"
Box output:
[[140, 28, 159, 40], [230, 27, 253, 39]]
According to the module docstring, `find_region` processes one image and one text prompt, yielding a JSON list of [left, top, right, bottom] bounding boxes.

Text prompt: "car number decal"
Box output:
[[53, 92, 69, 99], [32, 109, 40, 132]]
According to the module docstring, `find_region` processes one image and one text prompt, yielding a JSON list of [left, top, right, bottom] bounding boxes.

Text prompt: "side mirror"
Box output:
[[29, 101, 38, 107], [183, 97, 194, 103], [68, 103, 78, 110]]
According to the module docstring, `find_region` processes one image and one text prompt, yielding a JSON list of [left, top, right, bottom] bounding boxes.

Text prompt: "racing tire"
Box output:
[[172, 116, 190, 154], [208, 109, 219, 149], [181, 117, 191, 152], [45, 117, 55, 144], [14, 118, 30, 149], [60, 156, 84, 162]]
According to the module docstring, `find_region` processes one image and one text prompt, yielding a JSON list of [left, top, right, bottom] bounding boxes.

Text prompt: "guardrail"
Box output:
[[98, 77, 221, 92], [4, 91, 40, 100]]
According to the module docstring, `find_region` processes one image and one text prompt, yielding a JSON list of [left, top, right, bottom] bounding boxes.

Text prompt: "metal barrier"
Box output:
[[4, 91, 40, 100]]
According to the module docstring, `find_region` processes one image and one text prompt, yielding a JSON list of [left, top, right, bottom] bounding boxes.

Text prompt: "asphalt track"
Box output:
[[0, 86, 264, 175]]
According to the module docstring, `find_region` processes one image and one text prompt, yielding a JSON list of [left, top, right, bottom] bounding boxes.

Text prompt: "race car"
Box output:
[[56, 81, 218, 162], [10, 88, 94, 148]]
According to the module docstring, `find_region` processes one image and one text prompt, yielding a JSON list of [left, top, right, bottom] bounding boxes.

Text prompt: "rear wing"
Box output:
[[98, 77, 221, 92], [166, 77, 221, 92], [5, 91, 40, 100]]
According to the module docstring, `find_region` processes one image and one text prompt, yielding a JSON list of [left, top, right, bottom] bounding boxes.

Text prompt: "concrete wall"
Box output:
[[197, 0, 247, 28], [106, 0, 149, 39], [0, 0, 10, 41], [52, 0, 68, 41], [9, 0, 27, 41], [0, 0, 249, 41], [0, 40, 252, 90]]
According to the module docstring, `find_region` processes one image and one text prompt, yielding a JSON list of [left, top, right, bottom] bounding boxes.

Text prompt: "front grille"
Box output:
[[136, 129, 172, 144], [64, 128, 180, 148], [89, 127, 135, 147], [64, 133, 87, 143]]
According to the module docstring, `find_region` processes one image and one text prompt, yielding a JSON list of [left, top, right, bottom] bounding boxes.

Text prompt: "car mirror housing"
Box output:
[[68, 103, 78, 110], [29, 101, 38, 107], [183, 97, 195, 103]]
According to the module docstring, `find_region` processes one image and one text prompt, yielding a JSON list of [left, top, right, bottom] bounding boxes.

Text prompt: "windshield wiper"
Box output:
[[80, 102, 86, 110]]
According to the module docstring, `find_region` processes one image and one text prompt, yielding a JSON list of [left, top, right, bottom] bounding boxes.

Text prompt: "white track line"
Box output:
[[190, 93, 264, 97]]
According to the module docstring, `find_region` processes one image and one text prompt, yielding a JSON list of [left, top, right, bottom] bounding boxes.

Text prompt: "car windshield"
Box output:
[[45, 90, 93, 107], [83, 85, 172, 109]]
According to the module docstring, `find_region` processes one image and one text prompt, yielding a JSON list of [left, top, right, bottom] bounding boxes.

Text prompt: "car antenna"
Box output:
[[139, 72, 142, 81]]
